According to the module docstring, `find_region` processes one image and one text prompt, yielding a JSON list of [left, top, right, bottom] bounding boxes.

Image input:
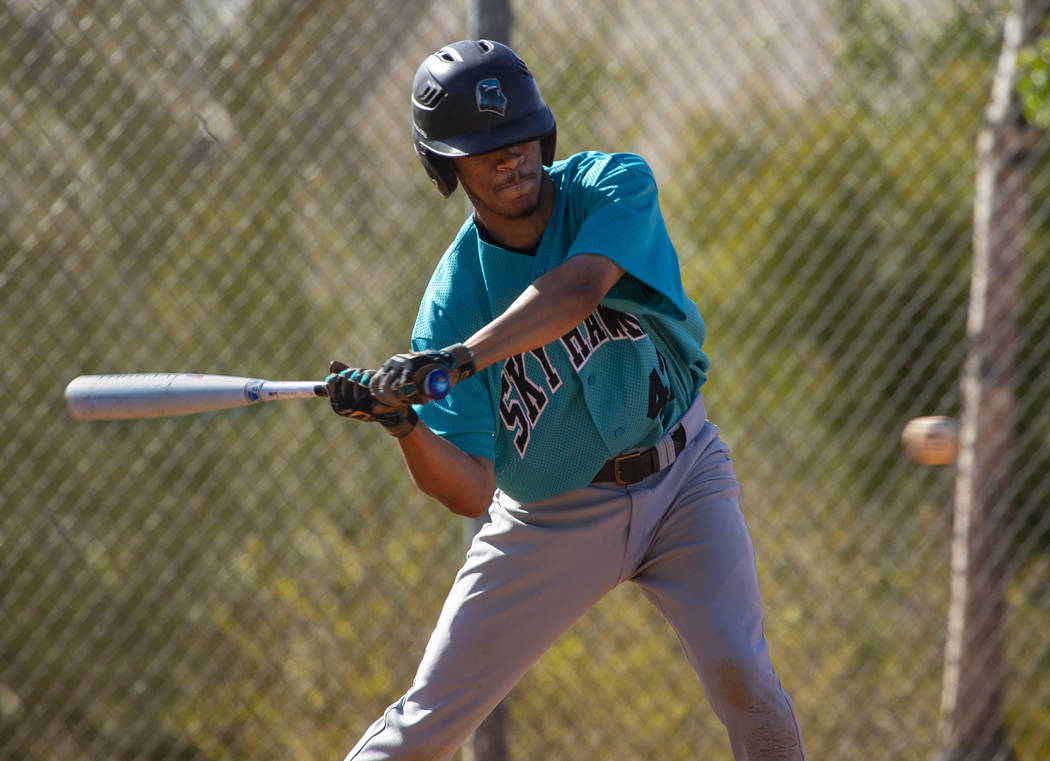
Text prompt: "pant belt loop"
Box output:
[[656, 428, 678, 468]]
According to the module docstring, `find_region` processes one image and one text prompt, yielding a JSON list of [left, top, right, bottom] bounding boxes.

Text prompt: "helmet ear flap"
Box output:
[[414, 142, 458, 198]]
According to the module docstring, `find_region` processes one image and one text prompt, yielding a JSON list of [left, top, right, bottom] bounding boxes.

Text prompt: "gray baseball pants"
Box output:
[[343, 393, 805, 760]]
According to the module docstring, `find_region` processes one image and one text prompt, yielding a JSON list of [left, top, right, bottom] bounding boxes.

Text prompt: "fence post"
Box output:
[[461, 4, 512, 759], [934, 2, 1049, 760]]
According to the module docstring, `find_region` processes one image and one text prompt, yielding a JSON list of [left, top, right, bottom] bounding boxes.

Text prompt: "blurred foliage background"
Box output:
[[2, 1, 1049, 760]]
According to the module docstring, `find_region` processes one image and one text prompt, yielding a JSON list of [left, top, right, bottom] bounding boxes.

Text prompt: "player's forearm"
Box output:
[[465, 253, 624, 371], [396, 422, 495, 518]]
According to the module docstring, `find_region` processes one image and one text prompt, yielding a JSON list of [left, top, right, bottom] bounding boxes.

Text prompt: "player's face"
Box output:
[[453, 140, 546, 221]]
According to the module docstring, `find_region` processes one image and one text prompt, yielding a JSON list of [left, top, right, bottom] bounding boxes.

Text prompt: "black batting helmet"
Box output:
[[412, 40, 557, 197]]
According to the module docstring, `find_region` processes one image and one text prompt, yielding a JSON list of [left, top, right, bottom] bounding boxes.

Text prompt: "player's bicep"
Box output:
[[546, 253, 625, 308], [569, 252, 625, 292]]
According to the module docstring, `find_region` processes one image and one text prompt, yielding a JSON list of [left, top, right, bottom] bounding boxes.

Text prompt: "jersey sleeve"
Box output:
[[566, 153, 691, 320]]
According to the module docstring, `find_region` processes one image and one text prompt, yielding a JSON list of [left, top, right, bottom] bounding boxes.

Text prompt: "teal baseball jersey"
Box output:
[[411, 151, 709, 503]]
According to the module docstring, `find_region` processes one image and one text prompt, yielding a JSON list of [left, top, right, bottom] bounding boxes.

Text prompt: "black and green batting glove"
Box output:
[[325, 361, 418, 439], [371, 343, 476, 407]]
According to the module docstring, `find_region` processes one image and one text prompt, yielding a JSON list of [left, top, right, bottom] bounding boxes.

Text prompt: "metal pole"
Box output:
[[462, 6, 513, 759], [469, 0, 512, 43]]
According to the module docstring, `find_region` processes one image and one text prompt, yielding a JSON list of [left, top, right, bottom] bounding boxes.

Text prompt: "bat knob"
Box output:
[[422, 368, 451, 401]]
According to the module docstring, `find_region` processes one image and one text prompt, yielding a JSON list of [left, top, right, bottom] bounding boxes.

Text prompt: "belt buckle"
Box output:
[[612, 450, 644, 486]]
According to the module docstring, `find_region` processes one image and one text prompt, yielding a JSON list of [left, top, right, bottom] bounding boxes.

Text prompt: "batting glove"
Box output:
[[325, 361, 418, 439], [371, 343, 476, 407]]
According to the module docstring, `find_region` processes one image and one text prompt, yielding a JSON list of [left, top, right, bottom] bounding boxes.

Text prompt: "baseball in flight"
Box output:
[[901, 415, 959, 465]]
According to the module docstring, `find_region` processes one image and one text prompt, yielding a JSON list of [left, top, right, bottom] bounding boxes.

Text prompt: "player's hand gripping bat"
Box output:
[[370, 343, 475, 407]]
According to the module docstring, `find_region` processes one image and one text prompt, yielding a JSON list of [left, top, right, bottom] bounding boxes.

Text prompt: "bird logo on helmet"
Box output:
[[411, 40, 557, 198], [475, 78, 507, 116]]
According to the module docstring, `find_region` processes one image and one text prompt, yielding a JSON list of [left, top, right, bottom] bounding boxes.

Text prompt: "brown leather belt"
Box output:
[[591, 423, 687, 486]]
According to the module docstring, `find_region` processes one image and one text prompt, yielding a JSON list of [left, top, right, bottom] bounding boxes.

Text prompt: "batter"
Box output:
[[325, 39, 805, 761]]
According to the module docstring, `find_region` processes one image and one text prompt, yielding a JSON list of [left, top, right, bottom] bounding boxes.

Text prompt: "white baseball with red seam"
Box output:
[[901, 416, 959, 465]]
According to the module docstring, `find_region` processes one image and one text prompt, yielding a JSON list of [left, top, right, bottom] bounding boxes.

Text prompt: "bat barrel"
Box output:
[[64, 373, 325, 420]]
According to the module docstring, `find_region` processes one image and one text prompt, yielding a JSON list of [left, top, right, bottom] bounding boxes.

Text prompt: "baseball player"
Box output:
[[325, 39, 805, 761]]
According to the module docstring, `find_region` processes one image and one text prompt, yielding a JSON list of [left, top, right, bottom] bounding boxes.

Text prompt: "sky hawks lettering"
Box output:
[[561, 305, 646, 370], [499, 307, 647, 456], [499, 348, 558, 456]]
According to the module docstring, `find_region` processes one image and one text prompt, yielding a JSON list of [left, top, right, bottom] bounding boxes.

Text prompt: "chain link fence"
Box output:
[[3, 1, 1050, 759]]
